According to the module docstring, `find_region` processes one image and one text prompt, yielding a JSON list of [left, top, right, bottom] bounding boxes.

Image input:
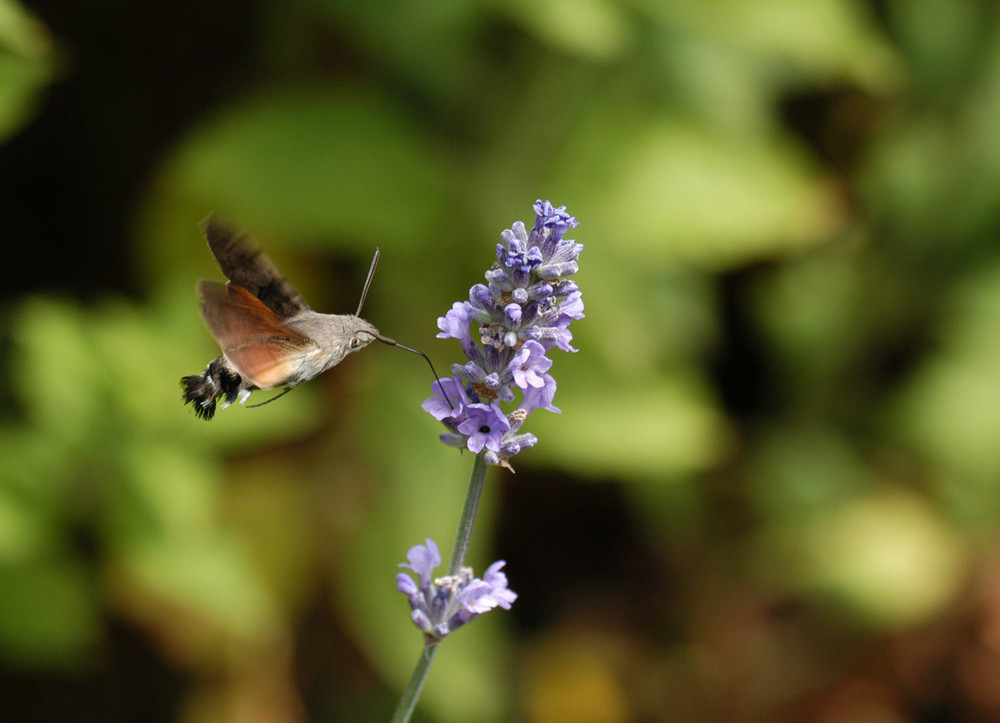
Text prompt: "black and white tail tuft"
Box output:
[[180, 357, 250, 421]]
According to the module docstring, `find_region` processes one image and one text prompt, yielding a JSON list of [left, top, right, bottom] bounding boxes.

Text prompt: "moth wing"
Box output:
[[198, 280, 315, 389], [201, 215, 311, 318]]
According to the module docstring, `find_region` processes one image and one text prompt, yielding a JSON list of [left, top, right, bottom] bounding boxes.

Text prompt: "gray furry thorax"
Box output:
[[284, 311, 380, 374]]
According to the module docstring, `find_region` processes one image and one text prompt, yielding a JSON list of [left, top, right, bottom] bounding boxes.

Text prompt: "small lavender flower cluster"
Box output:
[[396, 539, 517, 642], [422, 200, 583, 468]]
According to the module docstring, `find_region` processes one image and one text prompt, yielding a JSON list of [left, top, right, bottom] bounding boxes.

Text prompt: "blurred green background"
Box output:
[[3, 0, 1000, 720]]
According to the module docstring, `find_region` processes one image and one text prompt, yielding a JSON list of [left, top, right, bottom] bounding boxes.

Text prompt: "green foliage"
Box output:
[[0, 295, 314, 667], [159, 85, 451, 244], [0, 0, 55, 140], [891, 263, 1000, 528]]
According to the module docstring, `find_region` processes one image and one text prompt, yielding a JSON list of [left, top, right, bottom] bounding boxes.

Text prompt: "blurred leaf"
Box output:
[[884, 0, 988, 98], [0, 486, 57, 564], [554, 105, 844, 269], [0, 0, 49, 56], [745, 425, 870, 523], [0, 558, 99, 667], [646, 0, 900, 89], [891, 263, 1000, 527], [0, 0, 55, 140], [750, 241, 907, 406], [762, 490, 966, 629], [648, 36, 778, 134], [502, 0, 631, 61], [109, 532, 282, 645], [752, 249, 861, 390], [307, 0, 487, 101], [861, 117, 979, 245], [10, 298, 107, 450], [161, 85, 451, 247], [534, 369, 731, 481], [580, 261, 718, 376], [0, 425, 73, 509], [953, 25, 1000, 231], [861, 17, 1000, 248], [223, 464, 315, 610], [108, 442, 221, 545]]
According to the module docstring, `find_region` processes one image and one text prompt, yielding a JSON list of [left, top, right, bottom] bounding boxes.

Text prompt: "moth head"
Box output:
[[347, 317, 382, 353]]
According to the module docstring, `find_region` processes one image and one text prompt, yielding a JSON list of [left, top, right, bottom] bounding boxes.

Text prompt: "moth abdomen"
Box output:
[[181, 356, 253, 421]]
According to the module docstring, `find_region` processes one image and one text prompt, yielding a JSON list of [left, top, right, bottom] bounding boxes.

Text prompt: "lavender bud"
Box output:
[[520, 302, 540, 327], [552, 279, 578, 298], [463, 362, 487, 383], [538, 260, 579, 279], [527, 281, 554, 301], [440, 433, 469, 448], [504, 303, 522, 327], [484, 343, 503, 370], [485, 267, 509, 287], [469, 284, 494, 312]]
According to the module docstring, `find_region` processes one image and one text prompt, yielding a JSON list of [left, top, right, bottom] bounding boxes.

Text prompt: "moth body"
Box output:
[[281, 310, 380, 383]]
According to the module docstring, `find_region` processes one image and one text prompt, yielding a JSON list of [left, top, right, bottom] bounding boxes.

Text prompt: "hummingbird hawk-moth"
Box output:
[[181, 215, 433, 420]]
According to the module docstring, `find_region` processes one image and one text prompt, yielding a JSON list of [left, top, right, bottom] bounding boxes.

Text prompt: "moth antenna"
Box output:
[[247, 387, 294, 408], [369, 332, 454, 411], [356, 248, 380, 317]]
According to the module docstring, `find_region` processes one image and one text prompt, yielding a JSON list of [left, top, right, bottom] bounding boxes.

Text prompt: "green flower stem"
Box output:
[[391, 451, 489, 722], [390, 642, 438, 723], [448, 450, 489, 575]]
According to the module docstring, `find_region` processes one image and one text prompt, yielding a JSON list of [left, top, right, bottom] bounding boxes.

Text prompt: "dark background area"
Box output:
[[0, 0, 259, 301]]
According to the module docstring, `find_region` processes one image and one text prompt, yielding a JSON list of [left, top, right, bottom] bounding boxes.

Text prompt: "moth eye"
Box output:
[[350, 337, 363, 349]]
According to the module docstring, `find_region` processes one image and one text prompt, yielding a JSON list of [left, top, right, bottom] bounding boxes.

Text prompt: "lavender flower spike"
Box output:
[[396, 540, 517, 643], [423, 200, 583, 468]]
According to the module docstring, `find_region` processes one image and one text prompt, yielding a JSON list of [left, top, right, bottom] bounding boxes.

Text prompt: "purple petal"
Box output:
[[437, 302, 473, 343], [457, 579, 498, 614], [504, 303, 522, 327], [521, 375, 560, 415], [411, 609, 433, 633], [483, 561, 518, 609], [509, 340, 552, 389], [421, 376, 467, 420], [396, 572, 418, 596], [399, 539, 441, 586], [558, 291, 585, 321], [457, 403, 510, 453]]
